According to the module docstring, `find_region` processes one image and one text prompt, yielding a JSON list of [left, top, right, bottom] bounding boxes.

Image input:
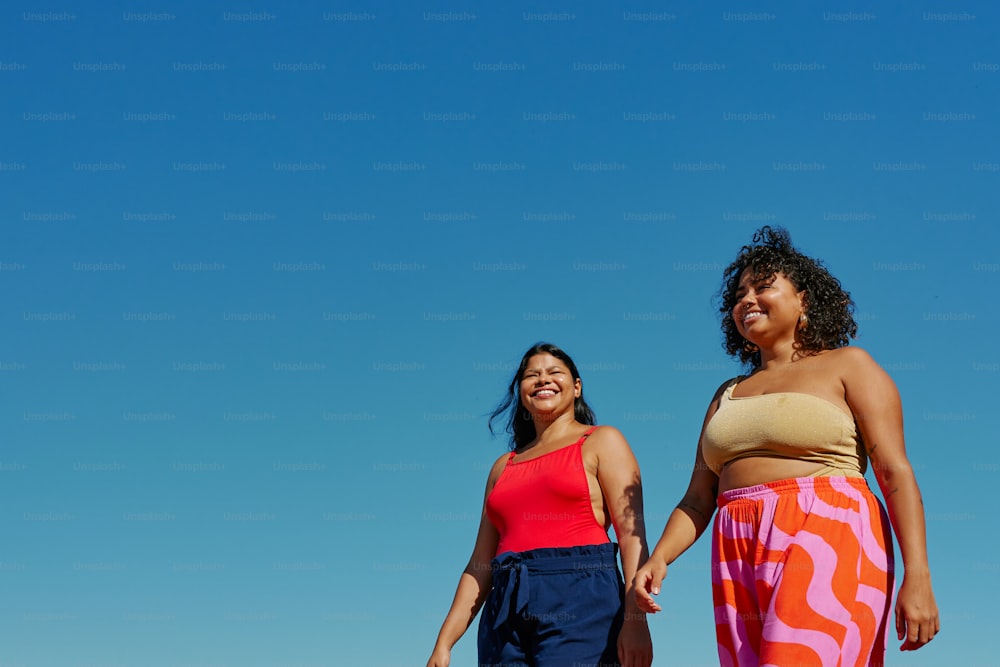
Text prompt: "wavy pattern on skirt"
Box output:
[[712, 477, 894, 667]]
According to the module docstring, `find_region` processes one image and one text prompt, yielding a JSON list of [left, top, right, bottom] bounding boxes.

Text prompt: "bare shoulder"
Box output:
[[826, 346, 886, 378], [489, 451, 510, 475], [829, 347, 902, 407], [825, 345, 877, 366], [485, 451, 511, 491], [584, 426, 641, 479], [585, 425, 631, 452]]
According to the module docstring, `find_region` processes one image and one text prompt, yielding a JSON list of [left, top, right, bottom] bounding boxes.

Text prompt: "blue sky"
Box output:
[[1, 2, 996, 665]]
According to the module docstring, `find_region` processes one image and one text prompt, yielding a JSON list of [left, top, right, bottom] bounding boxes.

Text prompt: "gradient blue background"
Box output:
[[2, 2, 996, 665]]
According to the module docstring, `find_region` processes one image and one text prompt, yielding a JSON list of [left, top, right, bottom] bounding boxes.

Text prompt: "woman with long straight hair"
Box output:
[[427, 342, 652, 667]]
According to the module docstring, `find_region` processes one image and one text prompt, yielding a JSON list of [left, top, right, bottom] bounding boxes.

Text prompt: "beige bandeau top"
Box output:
[[700, 379, 867, 478]]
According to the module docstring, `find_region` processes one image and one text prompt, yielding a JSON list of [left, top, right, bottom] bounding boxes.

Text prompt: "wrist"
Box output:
[[646, 550, 668, 568], [901, 568, 932, 583], [623, 594, 644, 611], [623, 608, 649, 624], [901, 561, 931, 578]]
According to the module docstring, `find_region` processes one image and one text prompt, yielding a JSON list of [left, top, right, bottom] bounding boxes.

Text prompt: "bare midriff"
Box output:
[[718, 456, 831, 495]]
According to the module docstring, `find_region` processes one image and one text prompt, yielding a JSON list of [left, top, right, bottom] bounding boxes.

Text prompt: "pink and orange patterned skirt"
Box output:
[[713, 476, 894, 667]]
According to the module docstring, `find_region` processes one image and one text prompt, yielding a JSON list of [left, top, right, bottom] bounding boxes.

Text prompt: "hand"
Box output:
[[895, 575, 939, 650], [617, 611, 653, 667], [632, 559, 667, 613], [426, 646, 450, 667]]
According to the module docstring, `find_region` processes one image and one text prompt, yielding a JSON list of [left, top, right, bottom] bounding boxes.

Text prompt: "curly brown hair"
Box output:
[[719, 226, 857, 368]]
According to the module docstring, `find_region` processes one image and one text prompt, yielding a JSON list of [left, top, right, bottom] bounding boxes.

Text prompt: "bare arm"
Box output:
[[843, 347, 939, 651], [426, 457, 504, 667], [591, 426, 652, 667], [633, 383, 724, 613], [592, 426, 649, 593]]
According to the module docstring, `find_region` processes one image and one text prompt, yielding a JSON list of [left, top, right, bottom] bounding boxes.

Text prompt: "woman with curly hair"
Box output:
[[427, 342, 652, 667], [634, 227, 939, 666]]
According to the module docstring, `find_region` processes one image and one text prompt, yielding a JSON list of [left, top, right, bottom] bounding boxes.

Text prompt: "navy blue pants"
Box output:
[[478, 543, 624, 667]]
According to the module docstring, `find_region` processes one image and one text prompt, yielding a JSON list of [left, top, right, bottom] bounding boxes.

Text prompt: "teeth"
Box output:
[[535, 390, 556, 397], [743, 312, 764, 323]]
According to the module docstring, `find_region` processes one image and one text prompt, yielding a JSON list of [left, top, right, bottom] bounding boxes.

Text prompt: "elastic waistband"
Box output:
[[718, 475, 873, 507], [492, 542, 618, 573], [486, 543, 619, 631]]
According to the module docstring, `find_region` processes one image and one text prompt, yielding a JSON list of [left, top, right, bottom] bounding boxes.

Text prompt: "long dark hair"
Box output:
[[488, 342, 596, 450], [718, 226, 857, 369]]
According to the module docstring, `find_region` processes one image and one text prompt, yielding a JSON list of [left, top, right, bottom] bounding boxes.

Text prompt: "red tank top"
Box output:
[[485, 426, 610, 555]]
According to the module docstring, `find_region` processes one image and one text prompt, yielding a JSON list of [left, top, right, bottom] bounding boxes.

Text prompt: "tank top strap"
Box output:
[[508, 426, 600, 463], [721, 377, 742, 401]]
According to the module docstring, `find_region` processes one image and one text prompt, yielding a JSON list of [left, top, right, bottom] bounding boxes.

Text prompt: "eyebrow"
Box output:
[[736, 275, 772, 290], [523, 365, 566, 373]]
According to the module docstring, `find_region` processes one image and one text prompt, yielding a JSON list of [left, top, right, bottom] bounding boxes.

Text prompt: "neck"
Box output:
[[757, 339, 802, 370], [530, 412, 579, 444]]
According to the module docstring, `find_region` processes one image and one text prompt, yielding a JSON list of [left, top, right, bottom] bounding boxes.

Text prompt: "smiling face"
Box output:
[[732, 270, 806, 346], [518, 352, 582, 418]]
